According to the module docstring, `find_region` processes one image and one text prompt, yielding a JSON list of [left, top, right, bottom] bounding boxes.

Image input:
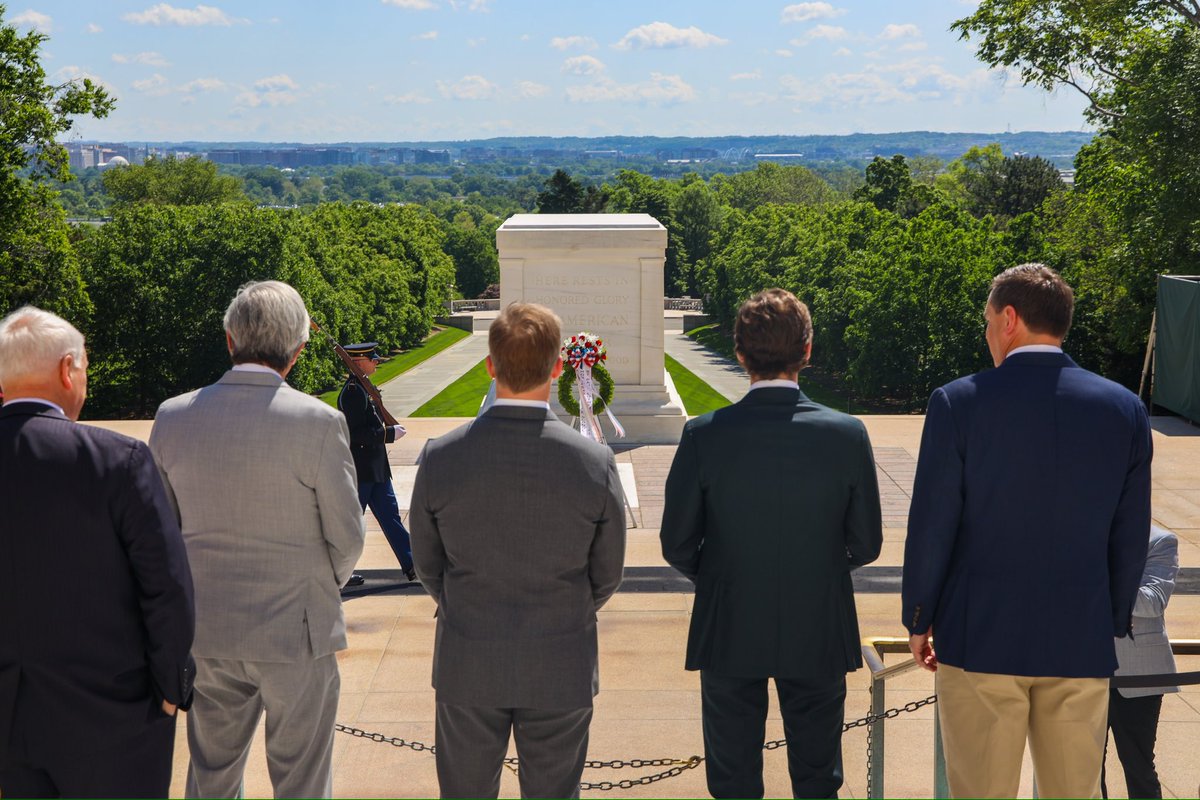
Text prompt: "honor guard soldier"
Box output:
[[338, 342, 417, 586]]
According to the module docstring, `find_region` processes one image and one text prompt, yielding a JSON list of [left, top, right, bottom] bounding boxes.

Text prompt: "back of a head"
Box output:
[[488, 302, 562, 392], [223, 280, 310, 371], [734, 288, 813, 377], [0, 306, 85, 389], [989, 263, 1074, 339]]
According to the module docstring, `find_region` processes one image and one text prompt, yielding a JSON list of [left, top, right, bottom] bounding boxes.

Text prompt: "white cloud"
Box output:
[[566, 72, 695, 104], [385, 91, 432, 104], [614, 22, 727, 50], [517, 80, 550, 98], [53, 65, 115, 93], [87, 22, 103, 33], [178, 77, 224, 92], [132, 73, 169, 92], [112, 51, 170, 66], [413, 30, 438, 40], [792, 24, 848, 44], [381, 0, 437, 9], [729, 70, 762, 81], [254, 73, 299, 91], [234, 74, 301, 108], [11, 9, 52, 33], [833, 47, 852, 56], [879, 23, 921, 40], [467, 36, 486, 47], [131, 73, 224, 96], [898, 41, 928, 53], [551, 35, 597, 51], [775, 48, 793, 57], [780, 3, 846, 23], [436, 74, 499, 100], [562, 55, 605, 76], [781, 58, 999, 108], [448, 0, 490, 9], [122, 4, 240, 26]]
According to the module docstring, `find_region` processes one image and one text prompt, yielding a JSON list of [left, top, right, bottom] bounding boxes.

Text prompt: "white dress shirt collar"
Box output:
[[491, 398, 552, 411], [749, 379, 800, 391], [1006, 344, 1064, 358]]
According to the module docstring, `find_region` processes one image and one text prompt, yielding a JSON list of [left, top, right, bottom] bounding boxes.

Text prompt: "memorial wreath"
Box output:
[[558, 332, 614, 416]]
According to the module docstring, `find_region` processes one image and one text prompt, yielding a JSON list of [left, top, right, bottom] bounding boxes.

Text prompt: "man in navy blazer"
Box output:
[[0, 306, 195, 798], [901, 264, 1151, 799]]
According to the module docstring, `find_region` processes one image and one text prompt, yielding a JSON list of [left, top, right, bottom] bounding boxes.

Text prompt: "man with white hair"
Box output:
[[0, 306, 195, 798], [149, 281, 364, 798]]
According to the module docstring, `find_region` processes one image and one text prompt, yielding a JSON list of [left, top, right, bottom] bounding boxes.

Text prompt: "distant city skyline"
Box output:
[[13, 1, 1093, 142]]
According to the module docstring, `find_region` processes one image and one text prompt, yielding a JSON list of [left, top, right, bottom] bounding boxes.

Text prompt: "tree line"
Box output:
[[4, 2, 1195, 415]]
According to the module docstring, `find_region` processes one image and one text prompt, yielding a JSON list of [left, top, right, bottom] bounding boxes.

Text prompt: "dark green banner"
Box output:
[[1155, 275, 1200, 423]]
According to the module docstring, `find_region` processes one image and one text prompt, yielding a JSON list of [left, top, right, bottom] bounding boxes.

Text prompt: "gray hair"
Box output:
[[223, 281, 310, 370], [0, 306, 86, 388]]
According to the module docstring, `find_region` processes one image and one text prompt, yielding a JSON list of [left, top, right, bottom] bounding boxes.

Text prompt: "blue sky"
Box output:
[[10, 1, 1092, 142]]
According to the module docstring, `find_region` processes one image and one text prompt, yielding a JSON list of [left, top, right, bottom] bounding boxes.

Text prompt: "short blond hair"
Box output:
[[0, 306, 85, 387], [488, 303, 562, 392]]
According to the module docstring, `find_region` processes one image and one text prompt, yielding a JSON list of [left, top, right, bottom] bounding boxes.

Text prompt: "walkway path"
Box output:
[[377, 330, 490, 416], [663, 332, 748, 404]]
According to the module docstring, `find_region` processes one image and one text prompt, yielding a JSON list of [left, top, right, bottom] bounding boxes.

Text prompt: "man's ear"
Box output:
[[485, 355, 497, 379], [59, 355, 74, 390], [1002, 304, 1020, 336], [550, 356, 564, 380], [225, 331, 236, 355]]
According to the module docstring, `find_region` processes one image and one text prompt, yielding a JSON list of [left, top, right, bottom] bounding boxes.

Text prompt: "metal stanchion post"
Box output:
[[868, 678, 885, 799], [933, 704, 948, 798]]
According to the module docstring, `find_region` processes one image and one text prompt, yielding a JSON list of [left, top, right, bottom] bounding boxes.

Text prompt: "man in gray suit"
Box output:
[[149, 281, 365, 799], [410, 302, 626, 799]]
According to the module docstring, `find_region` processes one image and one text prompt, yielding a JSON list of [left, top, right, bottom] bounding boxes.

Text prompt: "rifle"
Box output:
[[310, 319, 401, 427]]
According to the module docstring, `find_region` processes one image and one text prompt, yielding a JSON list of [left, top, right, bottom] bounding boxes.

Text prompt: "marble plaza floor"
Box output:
[[86, 414, 1200, 799]]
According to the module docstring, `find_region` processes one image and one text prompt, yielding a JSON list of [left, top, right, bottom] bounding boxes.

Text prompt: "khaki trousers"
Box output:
[[936, 663, 1109, 799]]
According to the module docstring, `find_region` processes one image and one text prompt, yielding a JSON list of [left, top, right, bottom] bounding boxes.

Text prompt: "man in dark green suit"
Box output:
[[660, 288, 883, 799]]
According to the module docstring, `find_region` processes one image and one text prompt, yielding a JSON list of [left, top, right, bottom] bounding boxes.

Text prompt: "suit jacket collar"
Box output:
[[217, 369, 285, 387], [739, 386, 808, 406], [482, 405, 557, 422], [1000, 351, 1078, 370], [0, 400, 69, 420]]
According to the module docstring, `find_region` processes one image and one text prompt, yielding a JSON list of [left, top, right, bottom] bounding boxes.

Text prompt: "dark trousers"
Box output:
[[435, 701, 592, 799], [700, 670, 846, 799], [0, 714, 176, 798], [358, 480, 413, 570], [1102, 689, 1163, 799]]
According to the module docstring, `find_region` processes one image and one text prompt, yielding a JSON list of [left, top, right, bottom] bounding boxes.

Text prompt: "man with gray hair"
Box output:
[[0, 306, 194, 798], [150, 281, 364, 798]]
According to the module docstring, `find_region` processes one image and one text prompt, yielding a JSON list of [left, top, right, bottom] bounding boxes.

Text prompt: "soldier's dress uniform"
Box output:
[[337, 343, 416, 583]]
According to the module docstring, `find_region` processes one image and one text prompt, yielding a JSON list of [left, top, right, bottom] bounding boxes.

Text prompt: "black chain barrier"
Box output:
[[334, 693, 938, 791]]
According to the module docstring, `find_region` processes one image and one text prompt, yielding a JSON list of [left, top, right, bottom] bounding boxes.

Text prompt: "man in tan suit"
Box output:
[[150, 281, 364, 798]]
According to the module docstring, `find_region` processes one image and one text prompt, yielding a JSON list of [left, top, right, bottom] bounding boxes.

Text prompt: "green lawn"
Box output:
[[318, 326, 470, 407], [412, 354, 733, 418], [665, 353, 731, 415], [410, 358, 492, 417], [686, 323, 883, 414]]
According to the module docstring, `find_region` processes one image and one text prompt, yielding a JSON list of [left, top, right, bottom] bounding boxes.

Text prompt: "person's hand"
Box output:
[[391, 425, 407, 439], [161, 699, 178, 716], [909, 631, 937, 672]]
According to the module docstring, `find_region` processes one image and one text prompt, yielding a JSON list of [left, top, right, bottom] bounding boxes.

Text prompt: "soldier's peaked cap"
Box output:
[[343, 342, 380, 358]]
